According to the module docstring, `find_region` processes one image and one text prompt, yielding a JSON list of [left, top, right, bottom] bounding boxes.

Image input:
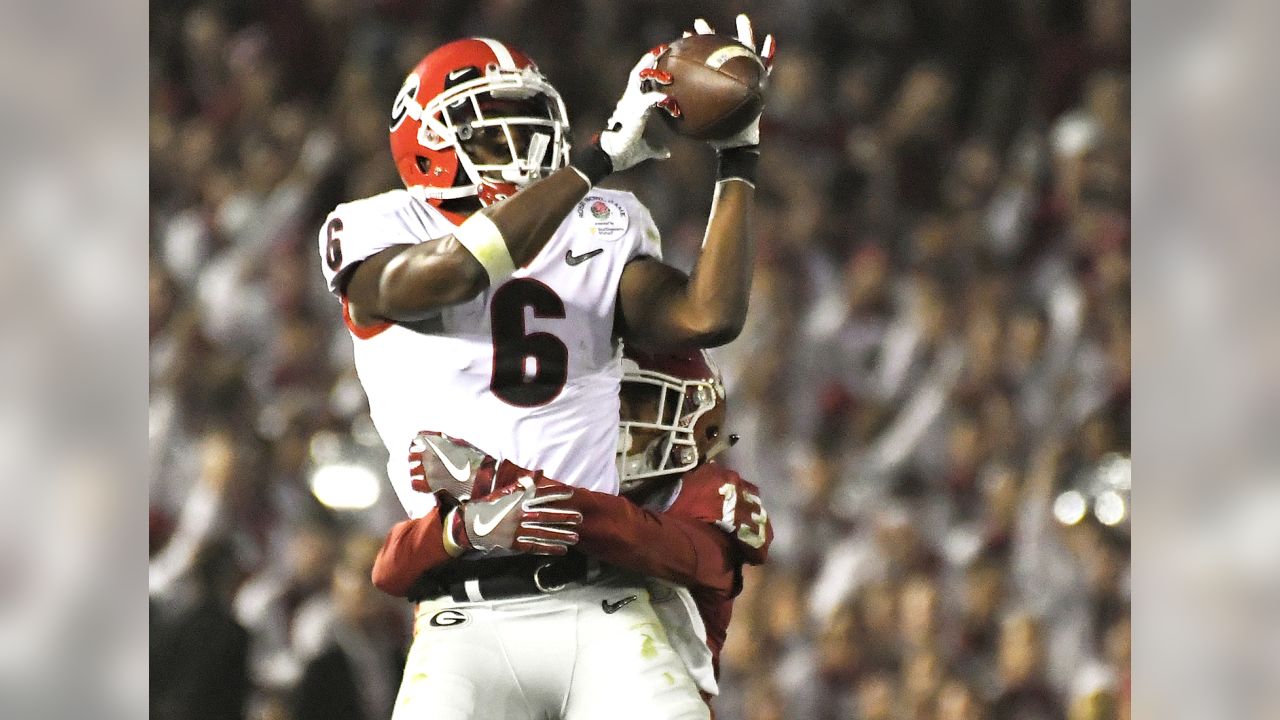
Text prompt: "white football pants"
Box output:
[[390, 577, 710, 720]]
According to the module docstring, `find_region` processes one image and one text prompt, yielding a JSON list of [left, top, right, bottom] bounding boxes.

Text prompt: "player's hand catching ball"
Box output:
[[599, 47, 677, 171], [442, 468, 582, 556], [570, 46, 673, 184], [684, 13, 776, 151]]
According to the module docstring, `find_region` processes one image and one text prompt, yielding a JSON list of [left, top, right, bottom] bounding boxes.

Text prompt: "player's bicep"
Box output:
[[347, 235, 488, 324], [343, 244, 413, 326], [616, 257, 694, 350]]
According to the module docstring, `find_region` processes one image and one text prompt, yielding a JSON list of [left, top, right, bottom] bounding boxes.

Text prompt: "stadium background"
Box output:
[[148, 1, 1130, 719]]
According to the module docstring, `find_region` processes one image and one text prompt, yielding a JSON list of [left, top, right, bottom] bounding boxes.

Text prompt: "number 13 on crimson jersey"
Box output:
[[318, 187, 662, 519], [716, 482, 769, 550]]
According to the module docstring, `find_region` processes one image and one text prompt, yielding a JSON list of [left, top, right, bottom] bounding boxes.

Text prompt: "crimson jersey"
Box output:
[[652, 463, 771, 685]]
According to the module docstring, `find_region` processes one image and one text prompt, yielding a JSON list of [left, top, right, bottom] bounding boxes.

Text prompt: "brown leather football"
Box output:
[[652, 34, 766, 141]]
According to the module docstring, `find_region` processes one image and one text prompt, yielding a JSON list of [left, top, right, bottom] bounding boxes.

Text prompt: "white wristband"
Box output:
[[453, 213, 516, 286]]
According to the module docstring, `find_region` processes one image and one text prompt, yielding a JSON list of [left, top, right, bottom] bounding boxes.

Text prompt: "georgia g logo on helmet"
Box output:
[[390, 73, 421, 132]]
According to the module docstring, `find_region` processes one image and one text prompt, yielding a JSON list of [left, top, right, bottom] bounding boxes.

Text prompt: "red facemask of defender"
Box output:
[[389, 38, 571, 211]]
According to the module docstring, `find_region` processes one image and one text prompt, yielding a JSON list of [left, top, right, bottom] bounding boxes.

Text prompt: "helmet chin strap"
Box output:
[[411, 183, 480, 202]]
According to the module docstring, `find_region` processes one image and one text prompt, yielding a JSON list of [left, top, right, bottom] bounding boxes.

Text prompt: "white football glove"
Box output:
[[686, 14, 777, 151], [597, 47, 674, 172]]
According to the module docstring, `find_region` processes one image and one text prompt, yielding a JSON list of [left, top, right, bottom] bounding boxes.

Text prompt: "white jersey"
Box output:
[[319, 188, 661, 518]]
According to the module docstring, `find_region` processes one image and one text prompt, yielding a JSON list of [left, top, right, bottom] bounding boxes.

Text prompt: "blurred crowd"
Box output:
[[149, 1, 1130, 719]]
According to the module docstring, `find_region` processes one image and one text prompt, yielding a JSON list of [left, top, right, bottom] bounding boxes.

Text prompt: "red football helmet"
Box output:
[[389, 38, 571, 210], [617, 347, 735, 492]]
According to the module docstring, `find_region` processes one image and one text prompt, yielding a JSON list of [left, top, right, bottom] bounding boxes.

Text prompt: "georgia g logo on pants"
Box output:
[[428, 608, 470, 628]]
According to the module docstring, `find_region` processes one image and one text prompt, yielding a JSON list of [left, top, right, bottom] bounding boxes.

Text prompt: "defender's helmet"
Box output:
[[618, 347, 733, 492], [389, 38, 570, 211]]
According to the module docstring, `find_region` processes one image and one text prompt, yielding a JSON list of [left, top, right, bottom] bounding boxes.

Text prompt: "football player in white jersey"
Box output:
[[318, 16, 775, 520], [319, 14, 774, 719]]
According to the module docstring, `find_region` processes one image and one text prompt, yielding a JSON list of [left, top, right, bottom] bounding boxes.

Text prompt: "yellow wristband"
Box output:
[[441, 508, 467, 558], [453, 213, 516, 286]]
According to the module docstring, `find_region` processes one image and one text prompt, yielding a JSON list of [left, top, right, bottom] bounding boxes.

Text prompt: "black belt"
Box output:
[[407, 552, 596, 603]]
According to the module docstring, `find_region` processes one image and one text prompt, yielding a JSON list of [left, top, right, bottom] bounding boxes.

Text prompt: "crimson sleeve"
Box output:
[[667, 464, 773, 566], [567, 488, 737, 594], [370, 509, 453, 598]]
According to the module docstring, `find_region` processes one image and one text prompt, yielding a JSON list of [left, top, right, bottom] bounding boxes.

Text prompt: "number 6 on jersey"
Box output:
[[489, 279, 569, 407]]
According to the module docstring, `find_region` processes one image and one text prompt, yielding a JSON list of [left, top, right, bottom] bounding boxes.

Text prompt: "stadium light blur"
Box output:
[[1096, 453, 1131, 491], [1094, 490, 1127, 526], [1053, 490, 1088, 525], [309, 463, 381, 510]]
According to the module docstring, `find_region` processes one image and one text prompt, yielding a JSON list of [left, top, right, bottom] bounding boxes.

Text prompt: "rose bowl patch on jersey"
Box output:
[[575, 195, 630, 240]]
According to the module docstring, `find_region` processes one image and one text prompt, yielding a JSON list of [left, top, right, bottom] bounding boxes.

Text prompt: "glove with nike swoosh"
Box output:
[[570, 45, 673, 185], [444, 467, 583, 556], [408, 431, 500, 513]]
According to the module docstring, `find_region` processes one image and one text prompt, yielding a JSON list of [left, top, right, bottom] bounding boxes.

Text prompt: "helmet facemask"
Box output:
[[616, 367, 724, 494], [409, 65, 570, 206]]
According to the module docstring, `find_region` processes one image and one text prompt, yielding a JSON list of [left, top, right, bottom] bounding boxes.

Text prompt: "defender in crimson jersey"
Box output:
[[372, 349, 772, 713]]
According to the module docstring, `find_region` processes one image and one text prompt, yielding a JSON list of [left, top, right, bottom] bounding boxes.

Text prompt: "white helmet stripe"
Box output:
[[475, 37, 517, 69]]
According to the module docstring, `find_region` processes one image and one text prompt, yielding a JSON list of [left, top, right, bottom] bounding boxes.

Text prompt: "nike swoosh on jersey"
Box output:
[[565, 248, 603, 266], [424, 435, 472, 482], [471, 493, 523, 536], [601, 595, 638, 614]]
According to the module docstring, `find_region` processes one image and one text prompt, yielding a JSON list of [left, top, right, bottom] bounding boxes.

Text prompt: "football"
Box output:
[[652, 34, 766, 141]]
